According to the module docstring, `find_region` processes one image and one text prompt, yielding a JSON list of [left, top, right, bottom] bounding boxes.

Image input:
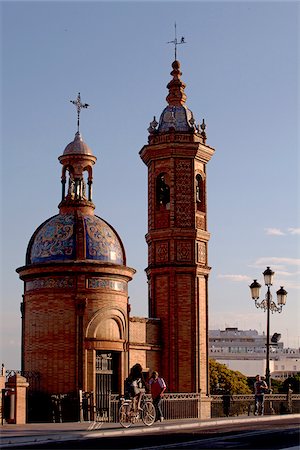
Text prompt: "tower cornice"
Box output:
[[145, 229, 211, 242], [145, 264, 211, 276], [140, 140, 215, 166]]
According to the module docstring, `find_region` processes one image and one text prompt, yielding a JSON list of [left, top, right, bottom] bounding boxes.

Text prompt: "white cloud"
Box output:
[[248, 258, 300, 291], [265, 228, 285, 236], [218, 274, 252, 282], [253, 257, 300, 267], [288, 228, 300, 235], [263, 227, 300, 236], [275, 270, 297, 277]]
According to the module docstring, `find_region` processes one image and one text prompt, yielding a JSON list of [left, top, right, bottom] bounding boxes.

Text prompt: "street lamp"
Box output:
[[249, 267, 288, 388]]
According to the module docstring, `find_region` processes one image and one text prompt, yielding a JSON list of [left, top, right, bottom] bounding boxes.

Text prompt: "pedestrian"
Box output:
[[149, 370, 166, 422], [222, 390, 233, 417], [124, 363, 146, 412], [254, 374, 268, 416]]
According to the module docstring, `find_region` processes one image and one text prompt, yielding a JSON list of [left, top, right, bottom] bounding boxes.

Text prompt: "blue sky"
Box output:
[[1, 0, 299, 369]]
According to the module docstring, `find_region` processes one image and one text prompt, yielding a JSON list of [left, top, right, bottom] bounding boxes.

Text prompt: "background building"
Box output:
[[209, 327, 300, 380]]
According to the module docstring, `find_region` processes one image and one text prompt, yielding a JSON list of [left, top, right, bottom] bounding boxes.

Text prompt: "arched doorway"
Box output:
[[85, 307, 128, 418]]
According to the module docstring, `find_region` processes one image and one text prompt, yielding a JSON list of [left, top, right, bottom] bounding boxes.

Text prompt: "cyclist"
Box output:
[[124, 363, 146, 412]]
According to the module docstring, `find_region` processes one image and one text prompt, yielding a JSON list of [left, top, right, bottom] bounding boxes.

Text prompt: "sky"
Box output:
[[1, 0, 299, 370]]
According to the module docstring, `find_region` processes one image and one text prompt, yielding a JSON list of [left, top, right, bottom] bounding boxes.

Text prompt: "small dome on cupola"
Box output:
[[63, 131, 93, 156]]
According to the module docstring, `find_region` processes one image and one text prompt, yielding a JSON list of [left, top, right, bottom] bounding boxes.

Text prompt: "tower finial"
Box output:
[[167, 22, 185, 60], [70, 92, 89, 133]]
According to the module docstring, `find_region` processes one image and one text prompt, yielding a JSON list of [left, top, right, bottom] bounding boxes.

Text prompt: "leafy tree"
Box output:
[[209, 359, 251, 394], [280, 374, 300, 394], [268, 378, 283, 393]]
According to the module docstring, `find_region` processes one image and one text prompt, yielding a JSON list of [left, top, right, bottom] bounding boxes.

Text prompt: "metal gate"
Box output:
[[95, 352, 114, 421]]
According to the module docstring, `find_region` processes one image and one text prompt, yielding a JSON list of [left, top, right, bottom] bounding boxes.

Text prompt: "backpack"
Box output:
[[124, 377, 132, 399]]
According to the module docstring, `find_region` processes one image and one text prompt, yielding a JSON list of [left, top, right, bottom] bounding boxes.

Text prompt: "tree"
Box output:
[[280, 374, 300, 394], [209, 359, 251, 394]]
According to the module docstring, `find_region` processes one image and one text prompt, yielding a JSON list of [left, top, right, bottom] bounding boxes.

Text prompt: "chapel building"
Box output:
[[17, 59, 215, 418]]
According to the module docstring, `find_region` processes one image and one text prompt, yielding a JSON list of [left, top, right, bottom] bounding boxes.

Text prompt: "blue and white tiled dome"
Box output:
[[27, 213, 125, 265], [158, 105, 195, 132]]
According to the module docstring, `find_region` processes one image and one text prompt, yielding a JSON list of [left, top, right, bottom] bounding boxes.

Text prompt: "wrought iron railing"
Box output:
[[3, 382, 298, 423], [108, 393, 201, 423], [47, 392, 300, 423], [210, 394, 300, 417], [5, 370, 40, 392]]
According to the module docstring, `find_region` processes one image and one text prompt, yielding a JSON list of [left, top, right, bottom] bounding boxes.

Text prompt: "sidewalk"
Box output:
[[1, 414, 299, 448]]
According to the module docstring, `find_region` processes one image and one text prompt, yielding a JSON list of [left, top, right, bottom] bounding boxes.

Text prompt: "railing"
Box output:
[[211, 394, 300, 418], [109, 393, 201, 423], [105, 393, 300, 423], [21, 390, 300, 423], [5, 370, 40, 392]]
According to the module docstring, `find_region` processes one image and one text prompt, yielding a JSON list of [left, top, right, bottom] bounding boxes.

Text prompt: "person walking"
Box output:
[[149, 371, 166, 422], [222, 389, 233, 417], [254, 374, 268, 416]]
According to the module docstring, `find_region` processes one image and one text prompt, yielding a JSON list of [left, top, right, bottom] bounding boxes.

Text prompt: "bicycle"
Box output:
[[119, 394, 156, 428]]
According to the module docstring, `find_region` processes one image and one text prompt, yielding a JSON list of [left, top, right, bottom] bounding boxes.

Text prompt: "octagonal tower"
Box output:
[[140, 61, 215, 400]]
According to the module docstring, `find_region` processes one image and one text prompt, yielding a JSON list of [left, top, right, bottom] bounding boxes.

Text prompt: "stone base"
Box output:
[[199, 395, 212, 419]]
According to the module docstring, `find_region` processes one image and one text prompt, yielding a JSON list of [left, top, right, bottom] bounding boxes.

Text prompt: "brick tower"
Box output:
[[17, 95, 135, 410], [140, 61, 215, 395]]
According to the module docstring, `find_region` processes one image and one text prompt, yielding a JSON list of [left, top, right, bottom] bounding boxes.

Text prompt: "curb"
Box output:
[[1, 414, 299, 448]]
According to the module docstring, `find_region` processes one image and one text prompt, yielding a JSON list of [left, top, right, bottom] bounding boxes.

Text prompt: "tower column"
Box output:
[[140, 60, 215, 397]]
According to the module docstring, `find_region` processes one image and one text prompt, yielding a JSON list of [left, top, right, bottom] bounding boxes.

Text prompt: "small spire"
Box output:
[[200, 119, 207, 142], [148, 116, 158, 134], [70, 92, 89, 133], [167, 22, 186, 61], [166, 60, 187, 106]]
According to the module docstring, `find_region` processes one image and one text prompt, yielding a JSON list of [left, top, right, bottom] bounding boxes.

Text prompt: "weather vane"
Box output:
[[70, 92, 89, 132], [167, 22, 186, 60]]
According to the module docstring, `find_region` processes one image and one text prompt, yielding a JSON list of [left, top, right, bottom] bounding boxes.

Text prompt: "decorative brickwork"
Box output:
[[155, 241, 169, 263], [155, 210, 170, 228], [176, 240, 192, 262], [175, 160, 193, 228], [196, 214, 206, 230], [197, 242, 206, 264]]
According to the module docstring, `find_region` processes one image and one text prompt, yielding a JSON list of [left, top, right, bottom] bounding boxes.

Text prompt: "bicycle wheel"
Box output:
[[119, 402, 132, 428], [142, 401, 156, 426]]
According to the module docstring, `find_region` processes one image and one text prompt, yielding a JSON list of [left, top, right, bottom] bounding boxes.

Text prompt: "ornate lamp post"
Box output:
[[249, 267, 288, 388]]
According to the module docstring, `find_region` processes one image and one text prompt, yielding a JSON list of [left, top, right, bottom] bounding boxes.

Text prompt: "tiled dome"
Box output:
[[158, 104, 195, 132], [27, 213, 125, 265]]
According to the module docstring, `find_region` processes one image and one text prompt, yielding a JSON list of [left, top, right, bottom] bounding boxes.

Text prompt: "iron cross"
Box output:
[[70, 92, 89, 132]]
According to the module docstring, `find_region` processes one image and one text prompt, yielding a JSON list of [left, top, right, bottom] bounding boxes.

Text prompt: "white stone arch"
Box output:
[[85, 306, 126, 341]]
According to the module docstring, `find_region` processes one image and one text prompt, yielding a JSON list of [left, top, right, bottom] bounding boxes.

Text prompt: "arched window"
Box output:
[[156, 173, 170, 208], [67, 168, 75, 199], [196, 174, 205, 212]]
